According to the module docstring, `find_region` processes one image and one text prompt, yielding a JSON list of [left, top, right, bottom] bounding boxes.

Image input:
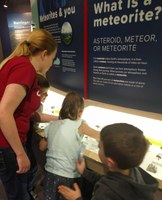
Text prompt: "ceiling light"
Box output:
[[3, 1, 8, 8]]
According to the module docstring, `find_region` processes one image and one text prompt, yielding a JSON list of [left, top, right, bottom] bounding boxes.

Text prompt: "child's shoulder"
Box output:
[[48, 118, 83, 129]]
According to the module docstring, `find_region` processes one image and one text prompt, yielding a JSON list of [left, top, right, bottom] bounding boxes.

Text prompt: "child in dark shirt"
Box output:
[[58, 123, 159, 200], [26, 74, 57, 199]]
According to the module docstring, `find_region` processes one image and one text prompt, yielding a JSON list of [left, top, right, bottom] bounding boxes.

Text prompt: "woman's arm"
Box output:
[[79, 122, 100, 140], [0, 84, 30, 173]]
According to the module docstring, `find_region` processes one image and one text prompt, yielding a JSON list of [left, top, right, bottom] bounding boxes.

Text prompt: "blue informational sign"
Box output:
[[38, 0, 84, 95], [88, 0, 162, 113]]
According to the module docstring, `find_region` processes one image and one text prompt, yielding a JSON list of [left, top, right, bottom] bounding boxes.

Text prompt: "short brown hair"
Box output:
[[100, 123, 149, 169], [37, 74, 50, 89]]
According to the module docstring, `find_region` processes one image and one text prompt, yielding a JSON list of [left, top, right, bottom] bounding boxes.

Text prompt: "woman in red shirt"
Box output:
[[0, 29, 57, 200]]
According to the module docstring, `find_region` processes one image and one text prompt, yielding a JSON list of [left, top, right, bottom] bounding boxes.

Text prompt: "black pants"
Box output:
[[0, 147, 30, 200], [44, 171, 82, 200]]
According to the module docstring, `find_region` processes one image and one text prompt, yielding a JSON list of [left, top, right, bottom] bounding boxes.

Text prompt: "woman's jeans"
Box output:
[[0, 146, 31, 200]]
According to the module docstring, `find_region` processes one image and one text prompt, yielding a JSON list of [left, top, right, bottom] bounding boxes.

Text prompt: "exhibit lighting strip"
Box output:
[[82, 106, 162, 147]]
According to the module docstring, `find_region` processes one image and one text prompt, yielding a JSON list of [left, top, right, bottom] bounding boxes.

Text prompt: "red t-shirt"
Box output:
[[0, 56, 40, 147]]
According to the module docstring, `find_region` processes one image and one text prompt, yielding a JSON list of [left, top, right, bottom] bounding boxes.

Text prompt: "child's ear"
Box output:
[[107, 157, 117, 168], [78, 110, 83, 118]]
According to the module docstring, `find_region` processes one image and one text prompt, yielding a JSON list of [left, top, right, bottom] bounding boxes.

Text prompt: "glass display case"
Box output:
[[42, 87, 162, 188]]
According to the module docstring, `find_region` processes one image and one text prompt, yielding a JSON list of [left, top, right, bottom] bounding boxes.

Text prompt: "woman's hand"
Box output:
[[16, 152, 30, 174], [58, 183, 81, 200]]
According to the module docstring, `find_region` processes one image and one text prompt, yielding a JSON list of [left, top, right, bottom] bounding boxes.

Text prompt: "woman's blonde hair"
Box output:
[[0, 29, 57, 70]]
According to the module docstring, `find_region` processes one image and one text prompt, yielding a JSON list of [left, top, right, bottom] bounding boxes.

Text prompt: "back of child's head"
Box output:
[[37, 73, 50, 89], [100, 123, 149, 169], [37, 74, 50, 102], [59, 91, 84, 120]]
